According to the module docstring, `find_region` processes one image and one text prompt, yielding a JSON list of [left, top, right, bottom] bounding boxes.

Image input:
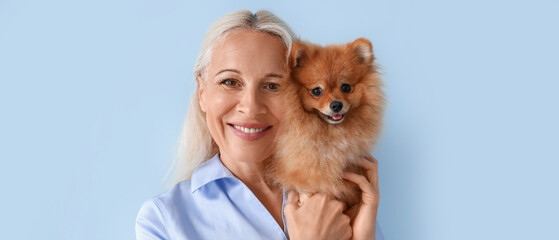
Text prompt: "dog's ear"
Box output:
[[351, 38, 374, 65], [290, 41, 306, 68]]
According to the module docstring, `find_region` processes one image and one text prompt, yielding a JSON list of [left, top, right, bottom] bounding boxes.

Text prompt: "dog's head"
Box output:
[[289, 38, 376, 124]]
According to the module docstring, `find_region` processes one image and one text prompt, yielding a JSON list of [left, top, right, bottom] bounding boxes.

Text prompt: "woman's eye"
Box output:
[[311, 87, 322, 97], [341, 83, 351, 93], [265, 83, 280, 91], [220, 79, 238, 87]]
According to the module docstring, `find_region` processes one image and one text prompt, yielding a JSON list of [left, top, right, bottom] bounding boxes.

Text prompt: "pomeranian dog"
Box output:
[[268, 38, 384, 206]]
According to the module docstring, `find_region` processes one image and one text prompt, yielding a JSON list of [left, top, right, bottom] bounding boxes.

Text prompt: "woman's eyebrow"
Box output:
[[216, 69, 241, 76], [265, 73, 284, 79], [216, 69, 284, 79]]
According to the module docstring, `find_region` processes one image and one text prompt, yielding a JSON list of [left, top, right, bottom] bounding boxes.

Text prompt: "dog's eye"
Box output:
[[311, 87, 322, 97], [341, 83, 351, 93]]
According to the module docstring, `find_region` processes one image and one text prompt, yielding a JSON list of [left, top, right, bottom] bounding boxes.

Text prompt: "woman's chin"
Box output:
[[224, 145, 273, 165]]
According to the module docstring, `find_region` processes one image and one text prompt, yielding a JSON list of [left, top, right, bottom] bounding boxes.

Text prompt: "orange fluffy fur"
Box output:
[[268, 38, 384, 206]]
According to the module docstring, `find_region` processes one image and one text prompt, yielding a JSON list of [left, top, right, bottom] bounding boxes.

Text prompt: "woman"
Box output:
[[136, 10, 383, 240]]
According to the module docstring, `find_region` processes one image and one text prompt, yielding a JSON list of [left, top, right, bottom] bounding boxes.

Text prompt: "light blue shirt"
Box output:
[[136, 154, 384, 239]]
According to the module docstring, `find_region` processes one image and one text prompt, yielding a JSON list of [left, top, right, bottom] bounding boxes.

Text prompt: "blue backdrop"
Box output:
[[1, 0, 557, 239]]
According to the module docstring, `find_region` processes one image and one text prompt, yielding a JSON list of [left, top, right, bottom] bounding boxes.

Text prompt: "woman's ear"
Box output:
[[197, 75, 207, 113]]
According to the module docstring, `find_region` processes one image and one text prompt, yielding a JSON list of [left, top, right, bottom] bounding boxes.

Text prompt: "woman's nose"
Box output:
[[237, 87, 267, 118]]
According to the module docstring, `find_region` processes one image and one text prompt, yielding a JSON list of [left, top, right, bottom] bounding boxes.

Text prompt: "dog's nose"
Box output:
[[330, 101, 343, 112]]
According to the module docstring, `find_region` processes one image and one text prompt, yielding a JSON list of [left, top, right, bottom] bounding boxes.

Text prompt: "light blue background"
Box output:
[[1, 0, 557, 239]]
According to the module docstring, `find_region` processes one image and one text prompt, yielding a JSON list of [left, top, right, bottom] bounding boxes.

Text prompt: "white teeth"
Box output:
[[233, 125, 267, 133]]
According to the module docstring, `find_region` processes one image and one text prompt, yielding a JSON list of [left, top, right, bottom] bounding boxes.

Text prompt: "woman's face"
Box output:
[[198, 29, 288, 166]]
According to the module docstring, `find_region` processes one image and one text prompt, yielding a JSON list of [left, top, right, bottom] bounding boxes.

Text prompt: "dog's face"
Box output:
[[290, 38, 376, 124]]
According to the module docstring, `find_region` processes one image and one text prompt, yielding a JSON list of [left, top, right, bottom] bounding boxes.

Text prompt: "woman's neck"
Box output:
[[219, 152, 272, 188], [218, 153, 284, 229]]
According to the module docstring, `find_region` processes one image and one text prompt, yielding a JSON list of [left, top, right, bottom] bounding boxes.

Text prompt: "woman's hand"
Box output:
[[343, 154, 380, 240], [284, 191, 352, 240]]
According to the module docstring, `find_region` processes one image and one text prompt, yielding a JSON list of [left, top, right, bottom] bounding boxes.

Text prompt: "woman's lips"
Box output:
[[228, 123, 272, 141]]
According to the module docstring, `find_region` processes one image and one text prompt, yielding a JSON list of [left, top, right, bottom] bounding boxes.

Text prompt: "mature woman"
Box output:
[[136, 10, 383, 240]]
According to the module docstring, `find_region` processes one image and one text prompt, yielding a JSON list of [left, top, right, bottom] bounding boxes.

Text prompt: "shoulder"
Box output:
[[135, 180, 193, 240]]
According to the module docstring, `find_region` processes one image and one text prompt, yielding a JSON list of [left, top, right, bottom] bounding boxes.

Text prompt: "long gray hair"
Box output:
[[168, 10, 297, 184]]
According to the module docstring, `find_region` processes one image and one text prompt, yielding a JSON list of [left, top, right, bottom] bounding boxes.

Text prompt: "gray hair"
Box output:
[[168, 10, 297, 184]]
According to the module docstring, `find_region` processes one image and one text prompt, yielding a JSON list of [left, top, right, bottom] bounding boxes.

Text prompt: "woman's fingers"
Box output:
[[287, 190, 299, 204], [285, 190, 300, 213], [298, 191, 314, 205], [343, 172, 373, 193], [359, 155, 379, 191], [343, 171, 378, 204], [363, 154, 376, 163], [284, 190, 353, 240], [343, 155, 380, 240]]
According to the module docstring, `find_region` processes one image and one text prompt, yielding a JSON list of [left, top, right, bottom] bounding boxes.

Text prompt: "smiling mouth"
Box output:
[[322, 113, 345, 123], [228, 124, 272, 134]]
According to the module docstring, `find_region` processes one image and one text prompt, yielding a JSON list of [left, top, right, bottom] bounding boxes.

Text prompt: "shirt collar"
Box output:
[[190, 153, 237, 193]]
